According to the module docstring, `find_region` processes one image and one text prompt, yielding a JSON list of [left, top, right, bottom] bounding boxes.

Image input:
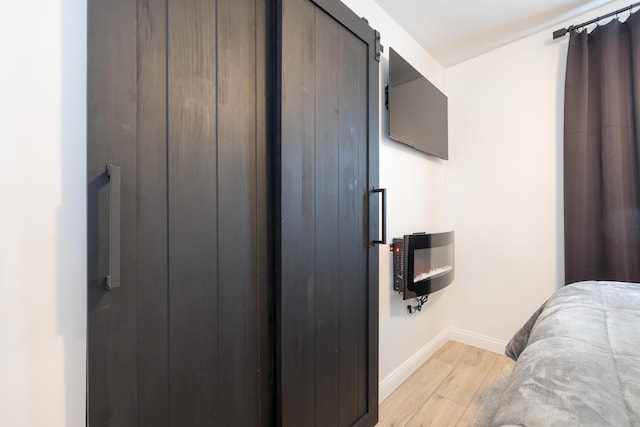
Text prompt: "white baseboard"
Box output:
[[378, 328, 508, 403], [378, 328, 449, 403], [449, 328, 508, 355]]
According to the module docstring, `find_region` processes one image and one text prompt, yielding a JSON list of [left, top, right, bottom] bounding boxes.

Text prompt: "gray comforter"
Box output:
[[490, 280, 640, 427]]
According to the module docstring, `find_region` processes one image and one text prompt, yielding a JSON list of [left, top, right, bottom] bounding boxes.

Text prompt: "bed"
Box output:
[[489, 280, 640, 427]]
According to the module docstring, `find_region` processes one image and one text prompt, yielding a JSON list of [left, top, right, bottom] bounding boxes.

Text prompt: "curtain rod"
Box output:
[[552, 2, 640, 39]]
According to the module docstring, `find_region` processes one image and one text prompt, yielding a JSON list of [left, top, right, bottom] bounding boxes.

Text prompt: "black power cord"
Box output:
[[407, 295, 429, 314]]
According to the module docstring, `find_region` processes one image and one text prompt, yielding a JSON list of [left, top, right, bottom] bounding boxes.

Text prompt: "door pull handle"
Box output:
[[105, 164, 121, 290], [372, 187, 386, 245]]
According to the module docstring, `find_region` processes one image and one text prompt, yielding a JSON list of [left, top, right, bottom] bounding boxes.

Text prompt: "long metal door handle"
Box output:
[[105, 164, 121, 290], [372, 188, 386, 245]]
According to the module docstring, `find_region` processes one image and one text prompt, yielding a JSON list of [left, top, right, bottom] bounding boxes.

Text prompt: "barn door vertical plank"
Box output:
[[216, 0, 269, 425], [87, 0, 138, 424], [136, 0, 169, 424], [167, 0, 219, 423], [313, 8, 341, 426], [279, 0, 318, 424], [336, 24, 369, 426]]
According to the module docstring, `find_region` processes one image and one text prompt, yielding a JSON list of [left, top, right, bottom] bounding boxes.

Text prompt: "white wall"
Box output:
[[0, 1, 86, 426], [446, 0, 632, 343], [341, 0, 453, 400]]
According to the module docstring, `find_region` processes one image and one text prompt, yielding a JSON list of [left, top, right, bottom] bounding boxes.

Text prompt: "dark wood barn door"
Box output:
[[88, 0, 379, 425], [278, 0, 380, 426], [87, 0, 272, 425]]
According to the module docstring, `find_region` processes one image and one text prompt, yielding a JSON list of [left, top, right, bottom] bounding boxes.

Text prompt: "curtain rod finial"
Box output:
[[553, 27, 568, 39]]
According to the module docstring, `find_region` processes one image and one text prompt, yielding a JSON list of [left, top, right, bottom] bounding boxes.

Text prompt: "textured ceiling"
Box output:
[[372, 0, 618, 67]]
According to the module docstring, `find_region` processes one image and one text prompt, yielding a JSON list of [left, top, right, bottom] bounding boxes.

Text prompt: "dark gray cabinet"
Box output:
[[87, 0, 379, 425]]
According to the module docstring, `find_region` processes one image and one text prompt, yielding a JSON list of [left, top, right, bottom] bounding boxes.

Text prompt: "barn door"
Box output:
[[278, 0, 381, 425], [87, 0, 273, 425]]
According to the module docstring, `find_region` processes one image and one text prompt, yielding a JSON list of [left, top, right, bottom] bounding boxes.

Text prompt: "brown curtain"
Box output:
[[564, 14, 640, 284]]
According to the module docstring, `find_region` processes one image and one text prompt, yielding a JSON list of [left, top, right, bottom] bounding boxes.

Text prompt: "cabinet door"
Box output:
[[87, 0, 273, 425], [278, 0, 380, 425]]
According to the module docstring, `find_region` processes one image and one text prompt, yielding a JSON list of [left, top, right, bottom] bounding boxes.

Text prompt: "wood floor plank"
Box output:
[[431, 341, 475, 366], [378, 358, 455, 427], [431, 341, 458, 362], [435, 345, 497, 406], [456, 354, 515, 426], [404, 394, 466, 427], [379, 341, 513, 427]]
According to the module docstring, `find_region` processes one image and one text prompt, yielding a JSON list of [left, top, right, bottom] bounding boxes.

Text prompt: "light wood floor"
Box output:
[[378, 341, 515, 427]]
